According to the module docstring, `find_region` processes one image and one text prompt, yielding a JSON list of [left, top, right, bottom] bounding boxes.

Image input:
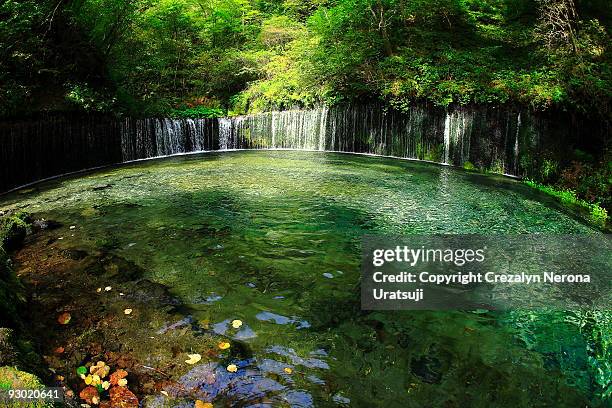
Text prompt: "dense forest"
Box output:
[[1, 0, 610, 118], [1, 0, 610, 210]]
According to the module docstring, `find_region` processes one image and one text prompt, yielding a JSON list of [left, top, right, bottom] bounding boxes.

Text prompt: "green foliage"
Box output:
[[169, 106, 225, 118], [1, 0, 609, 117], [462, 161, 477, 171], [524, 179, 608, 227]]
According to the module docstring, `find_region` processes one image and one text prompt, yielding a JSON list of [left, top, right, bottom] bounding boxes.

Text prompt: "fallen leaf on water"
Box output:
[[57, 312, 71, 325], [218, 342, 230, 350], [185, 354, 202, 365], [284, 367, 293, 374], [226, 364, 238, 373], [195, 401, 213, 408], [79, 386, 99, 405], [54, 346, 65, 354], [109, 369, 128, 386], [231, 319, 242, 329], [109, 386, 139, 408], [124, 309, 133, 315], [90, 362, 110, 379], [104, 286, 112, 292]]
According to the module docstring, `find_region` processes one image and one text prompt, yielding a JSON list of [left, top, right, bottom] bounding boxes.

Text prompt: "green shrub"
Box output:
[[524, 179, 608, 227], [462, 161, 477, 171]]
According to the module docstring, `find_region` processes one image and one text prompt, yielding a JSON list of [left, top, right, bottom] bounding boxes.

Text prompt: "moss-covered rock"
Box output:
[[0, 367, 53, 408], [0, 212, 30, 250]]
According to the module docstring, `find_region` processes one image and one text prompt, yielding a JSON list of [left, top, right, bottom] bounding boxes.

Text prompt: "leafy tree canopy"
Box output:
[[0, 0, 609, 118]]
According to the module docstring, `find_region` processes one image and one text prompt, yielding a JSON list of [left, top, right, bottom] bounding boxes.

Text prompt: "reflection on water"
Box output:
[[0, 151, 605, 407]]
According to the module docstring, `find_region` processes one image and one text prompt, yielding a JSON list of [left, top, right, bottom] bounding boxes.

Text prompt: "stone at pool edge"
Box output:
[[0, 211, 31, 250]]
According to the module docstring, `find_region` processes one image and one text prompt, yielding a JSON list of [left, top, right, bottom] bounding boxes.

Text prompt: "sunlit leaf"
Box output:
[[185, 353, 202, 365]]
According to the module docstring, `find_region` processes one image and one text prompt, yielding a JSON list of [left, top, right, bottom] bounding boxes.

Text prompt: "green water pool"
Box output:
[[1, 151, 608, 407]]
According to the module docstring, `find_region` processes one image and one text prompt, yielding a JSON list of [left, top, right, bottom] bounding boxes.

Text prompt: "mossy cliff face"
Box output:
[[0, 212, 29, 327], [0, 212, 50, 408]]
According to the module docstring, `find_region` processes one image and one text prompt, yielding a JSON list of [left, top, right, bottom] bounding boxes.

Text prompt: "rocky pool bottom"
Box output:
[[0, 151, 609, 407]]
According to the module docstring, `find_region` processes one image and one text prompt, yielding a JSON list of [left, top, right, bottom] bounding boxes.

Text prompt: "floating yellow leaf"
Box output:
[[284, 367, 293, 374], [185, 354, 202, 365], [195, 401, 213, 408], [124, 308, 133, 315], [118, 378, 128, 387], [226, 364, 238, 373], [231, 320, 242, 329], [218, 342, 230, 350]]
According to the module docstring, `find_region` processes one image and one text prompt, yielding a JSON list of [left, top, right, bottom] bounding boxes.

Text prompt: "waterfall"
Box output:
[[443, 113, 451, 164], [219, 118, 232, 150], [121, 117, 218, 161], [7, 104, 596, 193], [514, 113, 521, 175], [118, 105, 531, 174]]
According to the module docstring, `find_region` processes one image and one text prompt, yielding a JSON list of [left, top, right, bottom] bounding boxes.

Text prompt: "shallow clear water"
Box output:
[[2, 151, 607, 407]]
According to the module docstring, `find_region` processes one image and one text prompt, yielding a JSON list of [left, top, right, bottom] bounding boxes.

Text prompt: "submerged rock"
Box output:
[[411, 355, 443, 384], [32, 219, 62, 231], [60, 249, 88, 260]]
